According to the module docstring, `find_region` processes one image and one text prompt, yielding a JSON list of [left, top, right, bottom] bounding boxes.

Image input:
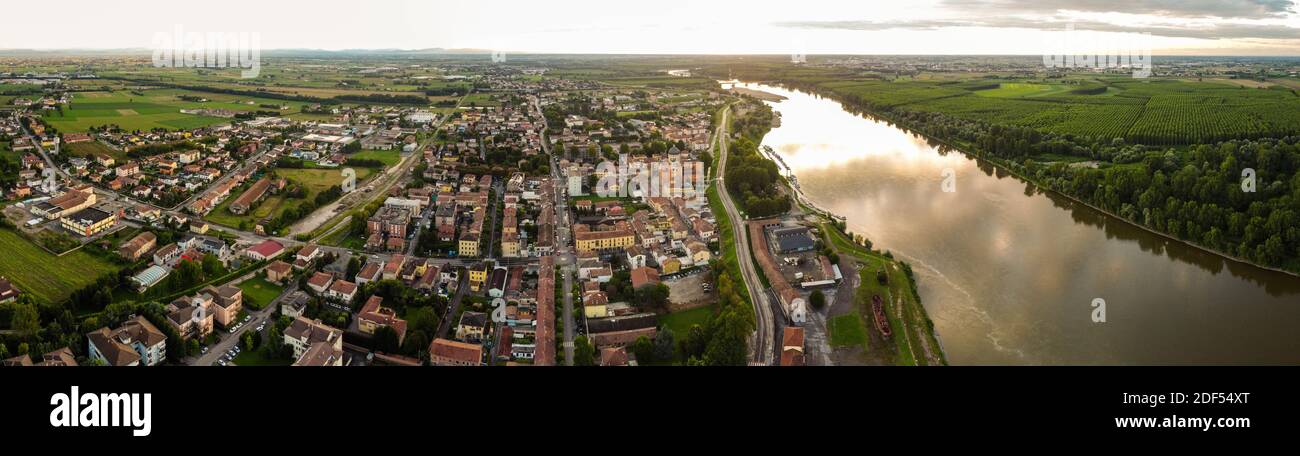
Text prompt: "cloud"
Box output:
[[774, 3, 1300, 41], [941, 0, 1296, 19]]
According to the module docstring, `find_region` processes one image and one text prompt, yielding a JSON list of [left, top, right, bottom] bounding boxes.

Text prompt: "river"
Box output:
[[726, 81, 1300, 365]]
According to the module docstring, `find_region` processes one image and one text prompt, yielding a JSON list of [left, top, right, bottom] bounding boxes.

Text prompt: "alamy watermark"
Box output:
[[152, 25, 261, 78], [594, 154, 707, 203], [1043, 24, 1151, 78]]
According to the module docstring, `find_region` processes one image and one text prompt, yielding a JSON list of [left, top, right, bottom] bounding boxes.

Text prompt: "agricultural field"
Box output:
[[39, 87, 329, 133], [0, 228, 121, 304], [814, 76, 1300, 145]]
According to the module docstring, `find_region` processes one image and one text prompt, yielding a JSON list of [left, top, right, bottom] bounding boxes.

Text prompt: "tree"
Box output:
[[633, 283, 671, 312], [8, 302, 40, 337], [630, 336, 654, 363], [653, 327, 675, 361], [573, 336, 596, 366], [241, 331, 255, 351], [373, 325, 401, 353], [809, 290, 826, 310]]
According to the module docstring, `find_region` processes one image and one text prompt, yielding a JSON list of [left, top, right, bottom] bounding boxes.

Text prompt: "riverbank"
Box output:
[[771, 80, 1300, 280]]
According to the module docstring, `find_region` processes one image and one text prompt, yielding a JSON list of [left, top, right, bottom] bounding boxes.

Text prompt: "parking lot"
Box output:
[[665, 269, 714, 311]]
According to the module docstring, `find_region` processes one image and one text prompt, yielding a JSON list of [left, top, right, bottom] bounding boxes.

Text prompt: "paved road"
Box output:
[[436, 274, 470, 339], [713, 106, 777, 366], [534, 96, 579, 365]]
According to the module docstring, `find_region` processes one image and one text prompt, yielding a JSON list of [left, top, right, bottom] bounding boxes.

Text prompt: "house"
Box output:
[[189, 220, 210, 234], [3, 347, 78, 366], [428, 338, 482, 366], [266, 260, 293, 284], [306, 271, 334, 294], [357, 296, 408, 344], [293, 340, 345, 366], [600, 347, 629, 366], [630, 267, 660, 289], [283, 316, 344, 360], [153, 243, 181, 266], [354, 261, 383, 285], [294, 244, 321, 269], [118, 231, 157, 260], [781, 326, 806, 366], [583, 291, 609, 319], [0, 277, 19, 303], [87, 316, 167, 366], [245, 239, 285, 261], [456, 311, 488, 343], [326, 279, 358, 302], [280, 291, 311, 320]]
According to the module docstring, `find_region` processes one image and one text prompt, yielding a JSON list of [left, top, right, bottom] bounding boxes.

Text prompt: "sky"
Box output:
[[2, 0, 1299, 55]]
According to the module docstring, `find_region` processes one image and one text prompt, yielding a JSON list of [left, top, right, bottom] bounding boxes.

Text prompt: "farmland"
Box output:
[[808, 77, 1300, 145], [39, 88, 325, 133], [0, 228, 120, 304]]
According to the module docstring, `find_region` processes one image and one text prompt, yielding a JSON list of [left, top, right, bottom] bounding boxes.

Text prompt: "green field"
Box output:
[[828, 312, 868, 348], [237, 276, 284, 310], [0, 228, 121, 304], [815, 77, 1300, 144], [658, 305, 713, 337], [974, 82, 1074, 98], [206, 167, 373, 228], [41, 88, 326, 133], [64, 141, 127, 162], [351, 149, 401, 167]]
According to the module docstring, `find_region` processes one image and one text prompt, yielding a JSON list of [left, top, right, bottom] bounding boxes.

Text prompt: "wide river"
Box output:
[[728, 82, 1300, 365]]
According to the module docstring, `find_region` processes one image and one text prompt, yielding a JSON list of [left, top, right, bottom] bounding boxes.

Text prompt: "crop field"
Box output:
[[818, 77, 1300, 145], [40, 88, 329, 133], [0, 228, 120, 304]]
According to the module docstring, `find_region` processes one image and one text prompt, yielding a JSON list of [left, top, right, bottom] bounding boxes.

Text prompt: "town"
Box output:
[[0, 57, 868, 367]]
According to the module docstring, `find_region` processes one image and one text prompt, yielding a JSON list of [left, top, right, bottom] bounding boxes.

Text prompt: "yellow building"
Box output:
[[468, 266, 488, 292], [501, 232, 520, 258], [459, 236, 481, 258], [574, 229, 635, 254], [61, 207, 116, 237]]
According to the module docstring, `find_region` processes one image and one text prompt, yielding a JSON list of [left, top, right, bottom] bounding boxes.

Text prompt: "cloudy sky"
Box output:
[[2, 0, 1299, 55]]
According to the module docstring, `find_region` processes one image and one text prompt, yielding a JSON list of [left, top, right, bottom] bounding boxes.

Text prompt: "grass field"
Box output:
[[63, 141, 127, 162], [822, 223, 945, 366], [658, 305, 713, 337], [351, 149, 401, 167], [41, 87, 333, 133], [0, 228, 120, 304], [828, 312, 868, 348], [206, 167, 373, 228], [237, 276, 284, 310]]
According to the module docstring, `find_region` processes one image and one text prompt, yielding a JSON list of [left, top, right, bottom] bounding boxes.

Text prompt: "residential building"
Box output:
[[428, 338, 482, 366], [283, 316, 344, 360], [357, 296, 408, 344], [87, 316, 167, 366]]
